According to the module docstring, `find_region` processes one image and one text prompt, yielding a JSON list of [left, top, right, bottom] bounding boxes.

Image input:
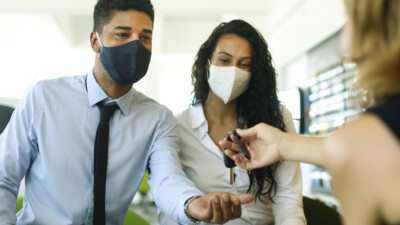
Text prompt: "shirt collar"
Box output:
[[86, 69, 134, 116], [190, 103, 208, 138]]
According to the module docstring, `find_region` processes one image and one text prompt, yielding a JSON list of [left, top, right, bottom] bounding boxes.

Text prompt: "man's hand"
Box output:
[[187, 192, 254, 224]]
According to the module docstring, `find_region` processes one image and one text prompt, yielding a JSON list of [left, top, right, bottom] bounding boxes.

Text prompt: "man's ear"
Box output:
[[90, 32, 101, 53]]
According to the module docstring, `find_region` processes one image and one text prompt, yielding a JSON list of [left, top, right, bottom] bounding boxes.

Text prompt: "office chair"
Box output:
[[303, 196, 343, 225], [0, 104, 14, 133], [15, 197, 150, 225]]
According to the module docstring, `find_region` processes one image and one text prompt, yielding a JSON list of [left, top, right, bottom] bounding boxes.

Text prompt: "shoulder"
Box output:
[[34, 75, 84, 89], [278, 104, 294, 122], [175, 107, 192, 125], [325, 113, 400, 223], [325, 113, 400, 177], [175, 103, 203, 127], [131, 88, 174, 117], [29, 76, 85, 99], [279, 104, 296, 134]]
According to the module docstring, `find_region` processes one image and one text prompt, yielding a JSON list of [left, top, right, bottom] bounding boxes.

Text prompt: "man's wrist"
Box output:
[[184, 195, 202, 224]]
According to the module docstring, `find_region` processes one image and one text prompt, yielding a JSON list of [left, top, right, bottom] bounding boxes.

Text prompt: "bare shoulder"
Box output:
[[325, 113, 399, 165], [325, 113, 400, 223]]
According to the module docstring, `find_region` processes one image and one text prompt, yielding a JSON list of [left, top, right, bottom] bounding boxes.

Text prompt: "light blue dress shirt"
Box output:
[[0, 70, 202, 225]]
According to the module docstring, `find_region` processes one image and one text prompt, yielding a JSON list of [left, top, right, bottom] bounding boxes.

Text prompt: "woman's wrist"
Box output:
[[279, 132, 291, 161]]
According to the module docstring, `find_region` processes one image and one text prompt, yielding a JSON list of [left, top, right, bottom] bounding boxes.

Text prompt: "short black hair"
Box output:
[[93, 0, 154, 33]]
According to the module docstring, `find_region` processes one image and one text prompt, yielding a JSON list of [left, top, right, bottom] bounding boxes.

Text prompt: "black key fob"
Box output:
[[222, 134, 236, 168], [222, 130, 250, 168]]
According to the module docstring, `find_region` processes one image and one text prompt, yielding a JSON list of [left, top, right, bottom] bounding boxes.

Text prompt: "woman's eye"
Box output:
[[219, 58, 229, 63]]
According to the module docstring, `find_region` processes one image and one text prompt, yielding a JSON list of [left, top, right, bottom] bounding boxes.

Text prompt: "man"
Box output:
[[0, 0, 253, 224]]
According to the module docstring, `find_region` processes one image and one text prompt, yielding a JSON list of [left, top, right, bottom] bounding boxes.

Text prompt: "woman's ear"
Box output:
[[205, 59, 211, 71]]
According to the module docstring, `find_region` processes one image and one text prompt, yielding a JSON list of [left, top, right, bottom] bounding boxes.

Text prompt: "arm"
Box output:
[[147, 110, 253, 224], [0, 86, 41, 224]]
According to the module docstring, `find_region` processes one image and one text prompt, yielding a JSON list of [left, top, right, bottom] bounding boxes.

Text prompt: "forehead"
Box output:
[[102, 9, 153, 32], [214, 34, 252, 56]]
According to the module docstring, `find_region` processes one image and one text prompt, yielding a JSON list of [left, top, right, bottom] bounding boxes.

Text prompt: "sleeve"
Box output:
[[146, 109, 203, 225], [273, 105, 307, 225], [0, 84, 42, 224]]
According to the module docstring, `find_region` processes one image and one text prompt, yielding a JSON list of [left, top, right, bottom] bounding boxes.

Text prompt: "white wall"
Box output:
[[0, 0, 347, 109]]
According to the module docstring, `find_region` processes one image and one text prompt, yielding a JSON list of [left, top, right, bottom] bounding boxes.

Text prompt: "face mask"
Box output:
[[208, 62, 251, 104], [96, 33, 152, 85]]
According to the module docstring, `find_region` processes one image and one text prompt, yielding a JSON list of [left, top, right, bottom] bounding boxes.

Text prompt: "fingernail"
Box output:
[[214, 198, 219, 204]]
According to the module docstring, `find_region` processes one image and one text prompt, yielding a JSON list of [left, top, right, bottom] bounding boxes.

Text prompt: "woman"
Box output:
[[159, 19, 306, 225], [221, 1, 400, 225]]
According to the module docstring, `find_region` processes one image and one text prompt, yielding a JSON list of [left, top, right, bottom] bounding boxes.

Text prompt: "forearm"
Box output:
[[280, 133, 327, 167], [0, 180, 18, 224]]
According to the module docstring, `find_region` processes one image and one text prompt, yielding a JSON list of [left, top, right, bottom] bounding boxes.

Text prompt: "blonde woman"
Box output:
[[221, 0, 400, 225]]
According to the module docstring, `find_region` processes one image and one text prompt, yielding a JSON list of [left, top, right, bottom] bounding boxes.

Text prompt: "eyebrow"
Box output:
[[218, 51, 252, 59], [113, 26, 153, 34]]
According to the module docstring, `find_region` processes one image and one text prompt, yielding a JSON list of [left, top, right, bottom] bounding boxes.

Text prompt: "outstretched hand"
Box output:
[[219, 123, 285, 170], [188, 192, 254, 224]]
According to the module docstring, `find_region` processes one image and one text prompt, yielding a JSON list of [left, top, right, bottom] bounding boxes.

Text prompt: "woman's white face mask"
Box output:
[[207, 61, 251, 104]]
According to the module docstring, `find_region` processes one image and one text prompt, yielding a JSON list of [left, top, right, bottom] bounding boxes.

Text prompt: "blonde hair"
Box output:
[[344, 0, 400, 107]]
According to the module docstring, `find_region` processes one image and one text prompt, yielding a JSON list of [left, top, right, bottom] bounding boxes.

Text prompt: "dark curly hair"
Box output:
[[191, 19, 287, 201], [93, 0, 154, 34]]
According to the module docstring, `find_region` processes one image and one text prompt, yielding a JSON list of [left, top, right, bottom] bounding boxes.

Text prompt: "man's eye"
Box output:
[[116, 33, 129, 37], [140, 35, 152, 42]]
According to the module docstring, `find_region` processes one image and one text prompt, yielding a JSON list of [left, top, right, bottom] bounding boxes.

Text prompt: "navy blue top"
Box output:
[[368, 95, 400, 139]]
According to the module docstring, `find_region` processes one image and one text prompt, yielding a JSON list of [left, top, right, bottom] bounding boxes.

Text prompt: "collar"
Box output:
[[86, 69, 134, 116], [190, 103, 208, 138]]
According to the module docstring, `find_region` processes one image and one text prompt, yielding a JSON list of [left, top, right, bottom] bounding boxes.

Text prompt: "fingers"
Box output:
[[231, 195, 242, 219], [221, 194, 233, 221], [211, 196, 222, 221], [219, 140, 241, 153], [224, 150, 256, 170], [196, 192, 255, 224], [236, 126, 257, 140], [237, 193, 255, 204], [224, 150, 243, 166]]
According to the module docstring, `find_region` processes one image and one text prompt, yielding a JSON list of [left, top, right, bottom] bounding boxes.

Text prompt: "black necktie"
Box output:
[[93, 103, 118, 225]]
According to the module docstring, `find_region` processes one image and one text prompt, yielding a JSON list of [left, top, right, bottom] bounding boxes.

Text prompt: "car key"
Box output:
[[222, 130, 250, 184], [222, 130, 250, 167]]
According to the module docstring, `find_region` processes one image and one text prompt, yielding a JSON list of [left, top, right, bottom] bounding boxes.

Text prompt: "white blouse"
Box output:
[[158, 103, 306, 225]]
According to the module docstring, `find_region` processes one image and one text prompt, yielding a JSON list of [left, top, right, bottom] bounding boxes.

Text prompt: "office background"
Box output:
[[1, 0, 348, 222]]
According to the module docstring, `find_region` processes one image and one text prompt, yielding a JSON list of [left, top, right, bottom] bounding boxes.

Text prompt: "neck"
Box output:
[[93, 59, 132, 99], [203, 92, 238, 125]]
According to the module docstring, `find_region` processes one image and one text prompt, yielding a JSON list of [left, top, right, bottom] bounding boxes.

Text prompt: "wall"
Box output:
[[263, 0, 347, 90]]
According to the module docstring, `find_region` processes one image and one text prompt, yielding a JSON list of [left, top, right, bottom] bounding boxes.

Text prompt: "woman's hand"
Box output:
[[219, 123, 285, 170]]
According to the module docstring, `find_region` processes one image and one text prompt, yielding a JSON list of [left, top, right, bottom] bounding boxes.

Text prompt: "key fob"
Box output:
[[222, 130, 250, 168], [222, 134, 236, 168]]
